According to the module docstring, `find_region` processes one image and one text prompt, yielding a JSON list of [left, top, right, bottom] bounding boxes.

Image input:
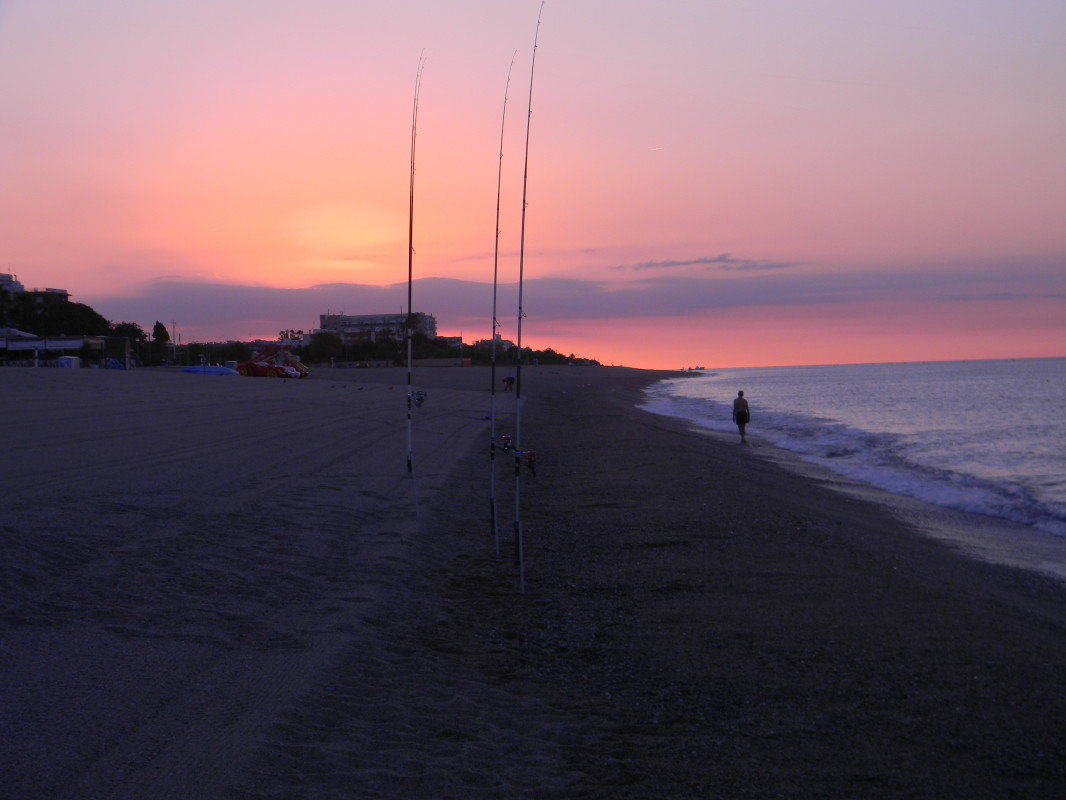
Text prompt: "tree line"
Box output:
[[301, 330, 599, 366], [1, 291, 175, 365], [1, 291, 600, 367]]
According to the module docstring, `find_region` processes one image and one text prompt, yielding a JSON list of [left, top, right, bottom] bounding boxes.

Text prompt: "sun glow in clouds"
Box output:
[[284, 203, 404, 266]]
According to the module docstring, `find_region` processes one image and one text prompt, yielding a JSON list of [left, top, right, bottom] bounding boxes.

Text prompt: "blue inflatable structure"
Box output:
[[181, 365, 239, 376]]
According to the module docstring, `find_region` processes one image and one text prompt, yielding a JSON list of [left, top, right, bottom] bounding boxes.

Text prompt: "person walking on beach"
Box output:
[[732, 390, 750, 444], [502, 376, 515, 391]]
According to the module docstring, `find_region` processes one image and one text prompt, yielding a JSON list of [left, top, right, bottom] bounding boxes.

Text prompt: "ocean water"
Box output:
[[641, 359, 1066, 537]]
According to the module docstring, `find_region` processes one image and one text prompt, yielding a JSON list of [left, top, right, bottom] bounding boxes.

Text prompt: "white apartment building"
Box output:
[[317, 312, 437, 344]]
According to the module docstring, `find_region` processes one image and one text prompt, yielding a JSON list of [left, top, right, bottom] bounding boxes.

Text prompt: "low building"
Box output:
[[35, 287, 71, 301], [473, 335, 515, 352], [0, 335, 130, 368]]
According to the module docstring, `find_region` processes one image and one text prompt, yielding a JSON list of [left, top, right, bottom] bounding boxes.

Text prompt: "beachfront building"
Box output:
[[317, 312, 437, 345], [1, 274, 70, 303], [1, 273, 26, 294]]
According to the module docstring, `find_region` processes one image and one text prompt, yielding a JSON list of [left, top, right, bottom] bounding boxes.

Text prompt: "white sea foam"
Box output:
[[641, 359, 1066, 537]]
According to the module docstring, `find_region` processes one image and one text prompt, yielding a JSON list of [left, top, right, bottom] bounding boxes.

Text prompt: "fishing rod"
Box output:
[[514, 2, 544, 593], [406, 55, 425, 510], [489, 51, 517, 556]]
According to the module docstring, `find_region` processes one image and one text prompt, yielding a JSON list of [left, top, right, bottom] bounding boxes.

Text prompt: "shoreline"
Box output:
[[2, 365, 1064, 798], [680, 416, 1066, 587], [636, 368, 1066, 586]]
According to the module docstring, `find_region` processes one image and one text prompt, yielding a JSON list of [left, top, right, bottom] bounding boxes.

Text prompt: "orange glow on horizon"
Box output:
[[519, 297, 1066, 370], [2, 1, 1063, 366]]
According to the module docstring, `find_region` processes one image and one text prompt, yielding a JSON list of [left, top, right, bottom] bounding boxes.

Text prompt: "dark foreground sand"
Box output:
[[1, 365, 1064, 799]]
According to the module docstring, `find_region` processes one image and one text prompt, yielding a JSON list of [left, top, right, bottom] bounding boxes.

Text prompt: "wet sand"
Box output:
[[1, 365, 1064, 798]]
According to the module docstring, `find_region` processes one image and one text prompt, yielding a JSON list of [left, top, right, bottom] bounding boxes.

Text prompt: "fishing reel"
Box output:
[[492, 435, 537, 476], [409, 390, 427, 408]]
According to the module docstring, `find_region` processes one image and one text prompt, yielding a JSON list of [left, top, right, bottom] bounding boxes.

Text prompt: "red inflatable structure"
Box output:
[[236, 345, 310, 378]]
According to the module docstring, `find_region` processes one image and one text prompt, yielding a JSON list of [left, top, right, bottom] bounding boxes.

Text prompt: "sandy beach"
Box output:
[[2, 365, 1064, 799]]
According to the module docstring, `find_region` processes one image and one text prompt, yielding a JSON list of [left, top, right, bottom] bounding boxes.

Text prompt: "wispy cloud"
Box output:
[[613, 254, 796, 272], [936, 291, 1066, 302]]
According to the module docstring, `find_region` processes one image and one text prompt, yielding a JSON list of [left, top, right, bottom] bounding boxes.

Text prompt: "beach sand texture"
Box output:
[[2, 366, 1064, 798]]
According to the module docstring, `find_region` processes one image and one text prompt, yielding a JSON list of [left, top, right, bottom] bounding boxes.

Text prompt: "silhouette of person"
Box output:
[[732, 390, 750, 444], [503, 376, 515, 391]]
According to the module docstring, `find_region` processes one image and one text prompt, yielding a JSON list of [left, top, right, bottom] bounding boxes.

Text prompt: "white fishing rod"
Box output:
[[490, 52, 517, 556], [514, 2, 544, 593], [406, 56, 425, 509]]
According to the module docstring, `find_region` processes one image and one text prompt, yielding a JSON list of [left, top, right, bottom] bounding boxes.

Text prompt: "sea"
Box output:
[[641, 359, 1066, 543]]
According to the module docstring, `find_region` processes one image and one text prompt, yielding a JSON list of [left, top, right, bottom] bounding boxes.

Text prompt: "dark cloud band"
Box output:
[[83, 263, 1064, 340]]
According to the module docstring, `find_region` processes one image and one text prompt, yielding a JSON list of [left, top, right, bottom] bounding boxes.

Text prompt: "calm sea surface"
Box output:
[[641, 359, 1066, 537]]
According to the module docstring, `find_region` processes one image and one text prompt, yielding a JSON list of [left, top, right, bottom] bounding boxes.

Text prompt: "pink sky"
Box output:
[[2, 0, 1064, 368]]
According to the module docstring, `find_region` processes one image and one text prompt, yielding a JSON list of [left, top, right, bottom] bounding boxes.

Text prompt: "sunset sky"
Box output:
[[2, 0, 1063, 368]]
